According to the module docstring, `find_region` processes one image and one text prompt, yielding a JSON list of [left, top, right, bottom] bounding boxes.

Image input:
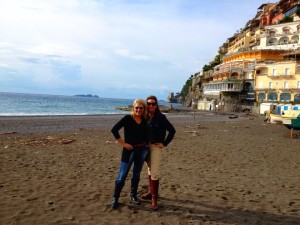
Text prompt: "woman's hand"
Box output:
[[123, 143, 133, 150], [117, 138, 133, 150], [154, 143, 164, 149]]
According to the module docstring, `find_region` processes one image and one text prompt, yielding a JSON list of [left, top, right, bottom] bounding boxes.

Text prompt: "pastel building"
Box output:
[[202, 49, 285, 102], [198, 1, 300, 106], [255, 58, 300, 103], [256, 21, 300, 51]]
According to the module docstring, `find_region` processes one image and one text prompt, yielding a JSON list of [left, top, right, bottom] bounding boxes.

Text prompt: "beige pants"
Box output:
[[146, 144, 163, 180]]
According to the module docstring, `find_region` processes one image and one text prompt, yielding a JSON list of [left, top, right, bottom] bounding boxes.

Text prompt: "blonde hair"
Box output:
[[131, 99, 147, 119]]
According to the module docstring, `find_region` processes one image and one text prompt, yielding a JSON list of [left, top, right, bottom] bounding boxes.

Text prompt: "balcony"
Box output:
[[254, 87, 276, 91], [278, 74, 293, 78], [267, 74, 281, 78], [244, 66, 255, 71], [261, 30, 300, 38], [286, 87, 300, 91], [213, 67, 230, 75]]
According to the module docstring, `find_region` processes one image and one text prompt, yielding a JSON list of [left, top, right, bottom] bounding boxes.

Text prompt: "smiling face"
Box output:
[[146, 99, 157, 114], [133, 103, 145, 117]]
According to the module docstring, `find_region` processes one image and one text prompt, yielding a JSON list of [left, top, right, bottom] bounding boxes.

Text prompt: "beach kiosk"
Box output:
[[260, 103, 275, 115]]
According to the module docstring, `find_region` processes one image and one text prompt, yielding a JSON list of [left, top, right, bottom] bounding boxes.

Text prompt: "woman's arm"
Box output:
[[163, 118, 176, 147]]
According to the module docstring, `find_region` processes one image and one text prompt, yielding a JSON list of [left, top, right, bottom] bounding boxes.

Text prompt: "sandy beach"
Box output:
[[0, 111, 299, 225]]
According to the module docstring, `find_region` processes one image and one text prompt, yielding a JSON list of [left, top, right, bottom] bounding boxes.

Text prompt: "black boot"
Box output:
[[130, 178, 141, 205], [111, 180, 124, 209], [111, 197, 119, 209]]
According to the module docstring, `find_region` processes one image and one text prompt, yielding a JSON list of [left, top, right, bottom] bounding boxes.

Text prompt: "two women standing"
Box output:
[[110, 96, 176, 210]]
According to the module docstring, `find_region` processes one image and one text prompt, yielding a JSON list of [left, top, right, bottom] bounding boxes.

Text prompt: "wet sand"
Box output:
[[0, 112, 299, 225]]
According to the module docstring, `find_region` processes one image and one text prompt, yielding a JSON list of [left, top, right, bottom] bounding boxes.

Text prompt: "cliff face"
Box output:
[[182, 88, 198, 107]]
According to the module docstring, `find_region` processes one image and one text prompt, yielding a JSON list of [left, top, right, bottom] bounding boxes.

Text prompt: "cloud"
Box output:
[[114, 49, 152, 61], [0, 0, 272, 99]]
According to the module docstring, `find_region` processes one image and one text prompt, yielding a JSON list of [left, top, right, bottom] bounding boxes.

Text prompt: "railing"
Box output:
[[278, 74, 293, 77], [280, 87, 300, 91], [254, 45, 296, 50], [260, 30, 300, 38], [266, 41, 298, 46], [254, 87, 276, 91], [266, 74, 294, 78], [203, 88, 241, 93], [267, 75, 281, 78], [213, 68, 230, 74]]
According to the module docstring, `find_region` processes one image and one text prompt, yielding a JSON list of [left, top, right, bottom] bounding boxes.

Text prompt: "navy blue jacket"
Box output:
[[147, 111, 176, 146]]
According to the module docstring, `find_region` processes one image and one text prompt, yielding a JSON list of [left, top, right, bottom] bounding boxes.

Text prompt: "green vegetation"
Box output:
[[178, 41, 226, 99], [280, 16, 294, 23], [178, 75, 194, 98]]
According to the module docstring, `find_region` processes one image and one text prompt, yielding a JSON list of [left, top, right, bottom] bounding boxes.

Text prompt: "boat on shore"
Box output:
[[269, 109, 300, 124], [282, 114, 300, 138]]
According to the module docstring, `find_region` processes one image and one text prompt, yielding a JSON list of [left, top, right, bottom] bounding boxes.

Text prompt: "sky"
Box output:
[[0, 0, 275, 100]]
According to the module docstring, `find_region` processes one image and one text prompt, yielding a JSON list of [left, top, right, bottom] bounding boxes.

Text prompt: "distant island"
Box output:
[[74, 94, 99, 98]]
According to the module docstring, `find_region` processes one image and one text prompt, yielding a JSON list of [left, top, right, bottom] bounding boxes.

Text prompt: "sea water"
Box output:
[[0, 92, 180, 116]]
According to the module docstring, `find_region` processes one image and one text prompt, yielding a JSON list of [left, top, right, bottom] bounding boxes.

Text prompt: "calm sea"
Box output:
[[0, 92, 179, 116]]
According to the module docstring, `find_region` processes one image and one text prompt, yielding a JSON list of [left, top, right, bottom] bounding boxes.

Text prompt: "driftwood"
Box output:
[[0, 132, 17, 135]]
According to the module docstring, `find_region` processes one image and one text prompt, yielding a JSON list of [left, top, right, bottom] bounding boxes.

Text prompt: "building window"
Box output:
[[268, 92, 278, 101], [272, 69, 277, 76], [280, 93, 291, 102], [285, 68, 290, 75], [283, 28, 290, 35], [284, 81, 288, 89], [269, 30, 276, 36], [258, 93, 266, 101], [297, 81, 300, 88], [269, 82, 273, 89], [295, 94, 300, 104], [247, 72, 253, 79]]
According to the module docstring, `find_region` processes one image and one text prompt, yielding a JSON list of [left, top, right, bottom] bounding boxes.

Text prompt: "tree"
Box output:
[[178, 75, 194, 98]]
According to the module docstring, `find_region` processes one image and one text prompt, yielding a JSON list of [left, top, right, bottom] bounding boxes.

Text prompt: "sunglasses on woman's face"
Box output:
[[135, 107, 144, 110], [147, 102, 157, 106]]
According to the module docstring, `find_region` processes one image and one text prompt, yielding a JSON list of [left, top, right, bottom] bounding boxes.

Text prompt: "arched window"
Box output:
[[294, 93, 300, 104], [278, 36, 289, 45], [268, 38, 277, 45], [268, 92, 278, 101], [258, 93, 266, 101], [282, 26, 291, 35], [231, 72, 238, 79], [243, 82, 253, 92], [280, 93, 291, 102], [269, 29, 276, 36], [291, 35, 299, 44]]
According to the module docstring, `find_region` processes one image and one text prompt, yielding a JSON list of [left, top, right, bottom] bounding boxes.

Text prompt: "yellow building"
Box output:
[[227, 32, 251, 54], [202, 20, 300, 104], [202, 49, 285, 102], [255, 59, 300, 103], [227, 28, 264, 54]]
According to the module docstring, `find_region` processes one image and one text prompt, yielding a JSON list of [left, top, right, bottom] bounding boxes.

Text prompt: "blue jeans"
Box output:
[[116, 146, 148, 185]]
